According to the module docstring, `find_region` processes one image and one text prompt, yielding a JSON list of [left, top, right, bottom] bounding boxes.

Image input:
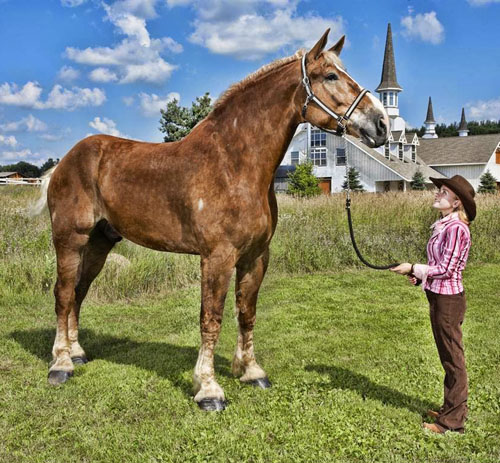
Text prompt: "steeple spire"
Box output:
[[422, 96, 438, 139], [458, 107, 469, 136], [424, 97, 436, 123], [376, 23, 402, 92]]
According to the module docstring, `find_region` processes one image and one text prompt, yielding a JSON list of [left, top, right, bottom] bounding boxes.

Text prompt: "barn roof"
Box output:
[[418, 134, 500, 165], [0, 172, 22, 178], [346, 135, 445, 182]]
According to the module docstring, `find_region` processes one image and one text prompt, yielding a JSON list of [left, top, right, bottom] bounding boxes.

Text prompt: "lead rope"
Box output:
[[342, 135, 400, 270]]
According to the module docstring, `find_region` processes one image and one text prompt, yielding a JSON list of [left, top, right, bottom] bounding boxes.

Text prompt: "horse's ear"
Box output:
[[306, 28, 330, 61], [329, 35, 345, 56]]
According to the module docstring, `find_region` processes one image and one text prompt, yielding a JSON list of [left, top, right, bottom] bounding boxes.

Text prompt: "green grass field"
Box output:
[[1, 187, 499, 462], [1, 266, 499, 462]]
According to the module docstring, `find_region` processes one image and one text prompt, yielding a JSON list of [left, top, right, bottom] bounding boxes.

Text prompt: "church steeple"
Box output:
[[458, 108, 469, 137], [376, 23, 402, 92], [422, 97, 438, 139], [376, 23, 404, 131]]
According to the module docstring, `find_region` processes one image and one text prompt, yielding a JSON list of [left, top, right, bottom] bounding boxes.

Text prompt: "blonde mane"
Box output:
[[214, 49, 306, 110]]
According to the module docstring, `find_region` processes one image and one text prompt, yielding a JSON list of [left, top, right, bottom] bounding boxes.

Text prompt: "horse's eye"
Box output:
[[326, 73, 339, 81]]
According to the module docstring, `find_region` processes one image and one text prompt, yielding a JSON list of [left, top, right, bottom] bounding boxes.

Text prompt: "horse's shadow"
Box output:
[[10, 328, 232, 396], [306, 364, 439, 417]]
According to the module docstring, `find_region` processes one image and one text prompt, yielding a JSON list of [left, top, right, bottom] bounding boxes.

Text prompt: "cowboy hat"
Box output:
[[429, 175, 476, 221]]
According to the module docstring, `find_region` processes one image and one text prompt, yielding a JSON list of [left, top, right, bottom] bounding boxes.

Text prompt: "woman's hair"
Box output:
[[455, 203, 470, 225]]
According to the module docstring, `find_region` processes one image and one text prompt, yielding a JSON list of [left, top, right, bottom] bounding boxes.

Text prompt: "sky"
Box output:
[[1, 0, 499, 166]]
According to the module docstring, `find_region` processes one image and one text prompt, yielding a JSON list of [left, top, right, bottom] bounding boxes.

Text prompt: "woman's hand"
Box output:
[[390, 263, 412, 275], [407, 275, 418, 285]]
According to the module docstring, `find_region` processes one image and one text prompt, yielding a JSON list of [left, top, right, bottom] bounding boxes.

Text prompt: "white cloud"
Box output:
[[0, 148, 44, 165], [39, 133, 64, 141], [57, 65, 80, 83], [122, 96, 135, 106], [466, 98, 500, 120], [168, 0, 345, 60], [41, 85, 106, 110], [89, 116, 128, 137], [0, 82, 43, 107], [89, 67, 119, 83], [0, 82, 106, 111], [401, 11, 444, 45], [0, 114, 48, 132], [66, 37, 180, 84], [61, 0, 87, 6], [139, 91, 180, 117], [467, 0, 500, 5], [0, 134, 18, 147], [103, 3, 151, 47]]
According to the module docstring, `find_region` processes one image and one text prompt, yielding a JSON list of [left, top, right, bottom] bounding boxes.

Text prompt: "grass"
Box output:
[[1, 266, 499, 462], [1, 187, 499, 462]]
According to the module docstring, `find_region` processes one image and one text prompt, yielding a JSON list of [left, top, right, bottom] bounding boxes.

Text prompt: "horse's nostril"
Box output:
[[377, 117, 387, 137]]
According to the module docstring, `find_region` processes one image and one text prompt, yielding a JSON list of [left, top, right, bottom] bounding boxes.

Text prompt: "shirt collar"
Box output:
[[430, 212, 459, 231]]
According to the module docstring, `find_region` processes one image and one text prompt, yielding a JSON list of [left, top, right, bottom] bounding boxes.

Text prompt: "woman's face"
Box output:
[[433, 185, 460, 214]]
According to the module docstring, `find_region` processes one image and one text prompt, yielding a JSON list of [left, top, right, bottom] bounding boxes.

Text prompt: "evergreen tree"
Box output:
[[286, 162, 321, 197], [410, 169, 426, 190], [159, 92, 213, 142], [478, 170, 498, 194], [341, 167, 364, 192]]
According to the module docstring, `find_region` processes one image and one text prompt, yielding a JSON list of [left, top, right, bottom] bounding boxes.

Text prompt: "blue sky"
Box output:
[[1, 0, 499, 166]]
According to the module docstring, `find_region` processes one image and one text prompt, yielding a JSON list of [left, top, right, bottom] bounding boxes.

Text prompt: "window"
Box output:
[[411, 145, 416, 163], [496, 148, 500, 164], [384, 143, 390, 159], [291, 151, 299, 165], [383, 93, 387, 106], [336, 148, 346, 166], [310, 148, 327, 166], [398, 143, 404, 161], [310, 129, 326, 147], [389, 92, 394, 106]]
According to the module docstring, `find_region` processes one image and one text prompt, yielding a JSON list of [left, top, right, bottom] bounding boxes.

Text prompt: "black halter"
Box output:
[[301, 54, 370, 136]]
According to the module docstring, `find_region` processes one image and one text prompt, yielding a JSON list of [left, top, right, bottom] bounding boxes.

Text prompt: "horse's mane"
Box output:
[[213, 49, 306, 110]]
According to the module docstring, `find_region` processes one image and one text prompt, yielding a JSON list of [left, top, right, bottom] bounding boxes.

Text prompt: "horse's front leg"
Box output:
[[232, 248, 271, 388], [194, 248, 236, 411]]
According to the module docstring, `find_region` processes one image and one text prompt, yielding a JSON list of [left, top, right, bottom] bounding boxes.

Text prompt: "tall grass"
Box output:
[[1, 186, 499, 303]]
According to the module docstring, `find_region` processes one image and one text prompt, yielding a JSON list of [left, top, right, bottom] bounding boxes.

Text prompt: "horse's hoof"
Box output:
[[247, 377, 272, 389], [48, 370, 73, 386], [71, 356, 88, 365], [197, 398, 227, 412]]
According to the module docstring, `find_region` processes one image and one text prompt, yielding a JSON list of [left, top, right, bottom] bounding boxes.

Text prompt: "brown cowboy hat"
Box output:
[[429, 175, 476, 221]]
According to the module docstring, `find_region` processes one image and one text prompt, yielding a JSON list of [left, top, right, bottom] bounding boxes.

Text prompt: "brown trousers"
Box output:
[[426, 290, 468, 433]]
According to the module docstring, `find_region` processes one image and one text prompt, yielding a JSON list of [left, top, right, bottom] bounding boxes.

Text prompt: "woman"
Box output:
[[391, 175, 476, 434]]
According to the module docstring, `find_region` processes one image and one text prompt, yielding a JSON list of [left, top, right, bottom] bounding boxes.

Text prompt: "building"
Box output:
[[418, 108, 500, 190], [277, 23, 443, 193]]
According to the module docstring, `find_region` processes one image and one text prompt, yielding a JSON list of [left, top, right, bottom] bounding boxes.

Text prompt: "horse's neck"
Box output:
[[209, 60, 303, 184]]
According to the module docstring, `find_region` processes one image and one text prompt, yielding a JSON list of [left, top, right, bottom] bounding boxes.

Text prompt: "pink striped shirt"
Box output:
[[413, 212, 471, 295]]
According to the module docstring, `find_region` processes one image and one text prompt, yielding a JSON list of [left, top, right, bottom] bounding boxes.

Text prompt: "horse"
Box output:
[[38, 29, 388, 411]]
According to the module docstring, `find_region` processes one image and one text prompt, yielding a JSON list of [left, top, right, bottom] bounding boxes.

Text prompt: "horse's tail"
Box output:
[[28, 166, 57, 217]]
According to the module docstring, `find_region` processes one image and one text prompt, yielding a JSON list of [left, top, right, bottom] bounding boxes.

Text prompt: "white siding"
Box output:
[[431, 164, 485, 190]]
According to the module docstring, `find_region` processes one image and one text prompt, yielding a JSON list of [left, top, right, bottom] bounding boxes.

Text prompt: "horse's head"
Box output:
[[301, 29, 389, 148]]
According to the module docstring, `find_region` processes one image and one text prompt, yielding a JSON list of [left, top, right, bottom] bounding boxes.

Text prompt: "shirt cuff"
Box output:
[[413, 264, 429, 282]]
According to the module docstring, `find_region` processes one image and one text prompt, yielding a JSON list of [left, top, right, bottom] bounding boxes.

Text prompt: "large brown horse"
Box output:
[[40, 30, 388, 410]]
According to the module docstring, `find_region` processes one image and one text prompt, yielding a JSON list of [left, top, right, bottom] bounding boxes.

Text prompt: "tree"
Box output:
[[478, 170, 498, 194], [40, 158, 59, 174], [286, 162, 321, 197], [410, 169, 426, 190], [341, 167, 364, 192], [159, 92, 213, 142], [0, 161, 41, 177]]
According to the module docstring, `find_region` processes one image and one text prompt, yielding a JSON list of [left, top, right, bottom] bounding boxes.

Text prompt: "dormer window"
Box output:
[[384, 143, 390, 159], [311, 129, 326, 147], [411, 145, 416, 163], [398, 143, 403, 161]]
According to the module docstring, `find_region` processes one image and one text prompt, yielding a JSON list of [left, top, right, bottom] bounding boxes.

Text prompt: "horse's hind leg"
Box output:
[[232, 248, 270, 388], [193, 247, 236, 411], [48, 230, 90, 385], [69, 221, 120, 365]]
